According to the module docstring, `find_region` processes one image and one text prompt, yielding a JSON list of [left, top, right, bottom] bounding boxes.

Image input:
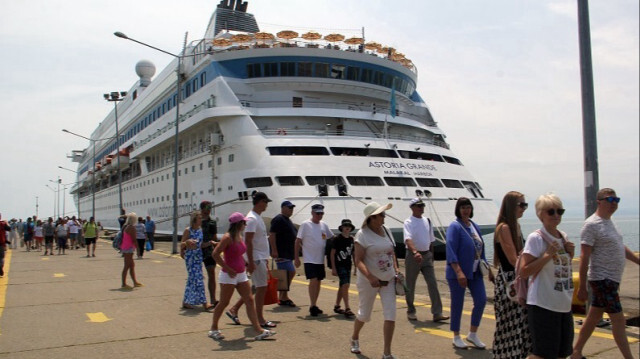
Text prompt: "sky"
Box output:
[[0, 0, 638, 222]]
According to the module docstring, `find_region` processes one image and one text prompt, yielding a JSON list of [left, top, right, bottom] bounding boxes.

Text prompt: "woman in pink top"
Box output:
[[121, 213, 143, 290], [208, 212, 275, 341]]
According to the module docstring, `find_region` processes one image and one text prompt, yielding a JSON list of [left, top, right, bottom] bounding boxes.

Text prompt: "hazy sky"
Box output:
[[1, 0, 637, 222]]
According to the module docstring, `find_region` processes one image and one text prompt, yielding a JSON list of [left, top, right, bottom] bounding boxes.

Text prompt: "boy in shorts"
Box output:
[[331, 219, 355, 318]]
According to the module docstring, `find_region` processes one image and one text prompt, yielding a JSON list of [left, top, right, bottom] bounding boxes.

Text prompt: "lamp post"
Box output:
[[115, 31, 187, 254], [58, 166, 82, 218], [62, 129, 119, 220], [104, 91, 127, 214], [45, 185, 56, 218], [35, 196, 39, 218], [49, 177, 61, 218]]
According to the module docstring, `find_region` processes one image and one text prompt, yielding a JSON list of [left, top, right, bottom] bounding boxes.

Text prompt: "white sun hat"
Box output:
[[362, 202, 393, 227]]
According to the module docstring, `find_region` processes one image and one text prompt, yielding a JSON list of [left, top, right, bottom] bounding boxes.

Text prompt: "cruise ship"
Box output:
[[67, 0, 497, 255]]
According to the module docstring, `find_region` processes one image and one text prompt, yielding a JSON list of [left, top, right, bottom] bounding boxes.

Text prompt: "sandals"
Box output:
[[254, 329, 276, 341], [182, 303, 195, 309], [207, 330, 224, 340], [225, 311, 241, 325], [343, 308, 355, 318], [260, 321, 277, 328], [334, 305, 345, 314], [278, 299, 296, 307]]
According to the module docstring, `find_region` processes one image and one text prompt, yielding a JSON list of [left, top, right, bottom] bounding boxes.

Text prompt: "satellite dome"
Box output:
[[135, 60, 155, 87]]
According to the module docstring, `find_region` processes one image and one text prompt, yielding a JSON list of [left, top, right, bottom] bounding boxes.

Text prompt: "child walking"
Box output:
[[331, 219, 356, 318]]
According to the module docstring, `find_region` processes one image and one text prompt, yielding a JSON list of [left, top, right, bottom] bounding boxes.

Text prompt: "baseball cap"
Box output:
[[229, 212, 249, 224], [281, 200, 295, 208], [252, 191, 272, 205], [311, 204, 325, 213], [409, 198, 425, 207]]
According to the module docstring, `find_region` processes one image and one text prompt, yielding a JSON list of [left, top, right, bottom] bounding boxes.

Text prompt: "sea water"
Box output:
[[484, 216, 639, 261]]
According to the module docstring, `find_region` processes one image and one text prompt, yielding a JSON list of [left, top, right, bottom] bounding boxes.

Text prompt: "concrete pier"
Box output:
[[0, 239, 637, 358]]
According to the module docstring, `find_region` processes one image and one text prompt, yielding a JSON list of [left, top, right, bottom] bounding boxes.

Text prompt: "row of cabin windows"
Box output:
[[244, 175, 482, 191], [85, 72, 208, 174], [246, 62, 415, 96], [267, 146, 462, 166]]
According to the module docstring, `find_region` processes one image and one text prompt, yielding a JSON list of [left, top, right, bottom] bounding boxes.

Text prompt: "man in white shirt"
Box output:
[[403, 198, 448, 322], [68, 216, 80, 250], [295, 204, 334, 317], [227, 192, 277, 329], [571, 188, 639, 359]]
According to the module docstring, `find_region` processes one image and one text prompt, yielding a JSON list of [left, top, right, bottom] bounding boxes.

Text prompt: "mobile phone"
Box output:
[[379, 280, 389, 286]]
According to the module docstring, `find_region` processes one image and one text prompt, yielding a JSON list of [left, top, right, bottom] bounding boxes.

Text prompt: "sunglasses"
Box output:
[[518, 202, 528, 210], [546, 208, 565, 216], [598, 196, 620, 203]]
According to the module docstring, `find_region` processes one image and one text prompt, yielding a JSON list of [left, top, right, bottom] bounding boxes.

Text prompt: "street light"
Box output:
[[59, 166, 82, 217], [115, 30, 187, 254], [45, 184, 59, 219], [104, 91, 127, 215], [49, 177, 61, 218], [62, 129, 119, 220]]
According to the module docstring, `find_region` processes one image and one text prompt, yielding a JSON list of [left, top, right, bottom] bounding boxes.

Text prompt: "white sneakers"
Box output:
[[350, 338, 361, 354], [465, 332, 486, 349], [452, 335, 468, 349], [453, 332, 486, 349]]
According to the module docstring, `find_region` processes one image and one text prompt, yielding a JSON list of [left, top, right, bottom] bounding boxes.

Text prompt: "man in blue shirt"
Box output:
[[145, 216, 156, 250]]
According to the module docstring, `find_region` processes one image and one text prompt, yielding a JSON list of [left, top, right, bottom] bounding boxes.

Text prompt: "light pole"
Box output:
[[59, 166, 82, 218], [104, 91, 127, 214], [49, 177, 61, 218], [62, 130, 119, 221], [35, 196, 39, 218], [115, 30, 187, 254], [45, 184, 58, 219]]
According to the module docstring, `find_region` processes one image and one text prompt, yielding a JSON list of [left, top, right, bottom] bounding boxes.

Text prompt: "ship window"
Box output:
[[416, 178, 443, 187], [314, 63, 329, 77], [362, 68, 373, 83], [442, 179, 464, 188], [185, 82, 191, 97], [292, 97, 303, 107], [244, 177, 273, 188], [346, 66, 360, 81], [383, 73, 393, 88], [193, 78, 199, 92], [280, 62, 295, 76], [199, 163, 203, 170], [442, 156, 462, 165], [192, 165, 195, 172], [474, 182, 483, 190], [306, 176, 345, 186], [373, 71, 384, 86], [331, 64, 345, 79], [268, 146, 329, 156], [384, 177, 417, 187], [298, 62, 312, 77], [264, 63, 278, 76], [397, 150, 444, 162], [329, 147, 398, 158], [276, 176, 304, 186], [247, 63, 262, 78], [228, 154, 234, 162], [185, 168, 188, 174], [217, 157, 222, 165], [346, 176, 384, 186], [208, 160, 212, 167], [200, 72, 206, 86]]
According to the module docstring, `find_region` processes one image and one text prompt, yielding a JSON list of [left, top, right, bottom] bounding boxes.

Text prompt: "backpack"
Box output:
[[112, 230, 123, 251], [503, 229, 562, 306]]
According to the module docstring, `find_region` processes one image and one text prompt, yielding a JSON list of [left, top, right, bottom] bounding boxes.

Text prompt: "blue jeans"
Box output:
[[447, 269, 486, 332]]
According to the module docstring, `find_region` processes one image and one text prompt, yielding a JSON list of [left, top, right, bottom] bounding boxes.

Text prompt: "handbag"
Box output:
[[479, 260, 490, 276], [395, 272, 408, 296], [263, 271, 279, 305], [270, 260, 290, 291]]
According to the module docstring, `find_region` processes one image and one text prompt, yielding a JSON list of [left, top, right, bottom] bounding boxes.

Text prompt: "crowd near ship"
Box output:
[[68, 0, 497, 254]]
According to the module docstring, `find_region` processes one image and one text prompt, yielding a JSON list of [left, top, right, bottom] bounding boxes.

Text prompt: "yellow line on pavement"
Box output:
[[86, 312, 113, 323], [0, 249, 12, 335]]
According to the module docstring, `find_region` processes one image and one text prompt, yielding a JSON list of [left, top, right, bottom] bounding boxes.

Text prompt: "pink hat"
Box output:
[[229, 212, 249, 224]]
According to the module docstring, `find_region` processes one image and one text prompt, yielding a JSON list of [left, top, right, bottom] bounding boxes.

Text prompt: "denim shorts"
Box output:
[[276, 259, 295, 272], [336, 265, 351, 286]]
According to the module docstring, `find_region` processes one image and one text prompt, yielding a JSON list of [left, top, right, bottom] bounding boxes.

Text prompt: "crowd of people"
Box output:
[[1, 187, 637, 359]]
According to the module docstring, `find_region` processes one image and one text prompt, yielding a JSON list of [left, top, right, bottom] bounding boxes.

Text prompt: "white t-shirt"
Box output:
[[297, 220, 333, 264], [523, 228, 573, 312], [245, 210, 270, 261], [68, 221, 80, 234], [34, 226, 43, 237], [403, 216, 434, 251], [56, 224, 68, 237], [355, 226, 396, 281], [581, 214, 626, 283]]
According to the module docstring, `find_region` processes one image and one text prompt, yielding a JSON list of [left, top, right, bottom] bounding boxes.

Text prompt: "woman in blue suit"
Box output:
[[446, 197, 494, 349]]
